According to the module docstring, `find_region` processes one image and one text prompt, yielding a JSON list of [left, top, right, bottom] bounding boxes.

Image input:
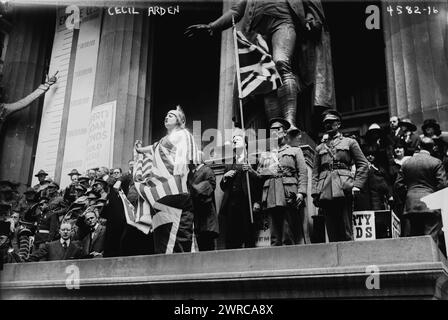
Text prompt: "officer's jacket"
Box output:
[[312, 134, 368, 197], [258, 145, 308, 208]]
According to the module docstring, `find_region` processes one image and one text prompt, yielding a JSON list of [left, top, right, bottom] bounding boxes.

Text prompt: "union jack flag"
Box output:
[[237, 31, 282, 99]]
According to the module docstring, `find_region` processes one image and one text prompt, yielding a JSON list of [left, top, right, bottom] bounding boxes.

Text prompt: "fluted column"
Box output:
[[383, 1, 448, 129], [92, 11, 152, 170], [216, 0, 236, 144], [0, 8, 55, 186]]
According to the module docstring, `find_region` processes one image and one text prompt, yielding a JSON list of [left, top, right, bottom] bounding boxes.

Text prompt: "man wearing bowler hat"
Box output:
[[312, 110, 369, 242]]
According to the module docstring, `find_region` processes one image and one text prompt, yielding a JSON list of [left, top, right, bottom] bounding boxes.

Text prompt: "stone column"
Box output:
[[0, 8, 55, 187], [216, 0, 236, 145], [383, 1, 448, 129], [92, 11, 152, 170]]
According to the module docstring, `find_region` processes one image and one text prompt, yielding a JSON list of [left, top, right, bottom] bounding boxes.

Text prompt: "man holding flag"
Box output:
[[185, 0, 335, 131]]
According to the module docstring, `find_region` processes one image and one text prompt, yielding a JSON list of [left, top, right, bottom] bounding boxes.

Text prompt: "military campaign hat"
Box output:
[[47, 182, 59, 189], [85, 189, 100, 200], [34, 169, 49, 177], [78, 175, 90, 183], [92, 179, 108, 188], [268, 118, 291, 130], [68, 169, 81, 176], [398, 118, 417, 132], [322, 110, 342, 122], [75, 184, 87, 192]]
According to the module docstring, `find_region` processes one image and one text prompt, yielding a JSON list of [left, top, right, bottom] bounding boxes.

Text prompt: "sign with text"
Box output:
[[84, 101, 116, 171], [353, 210, 401, 241], [353, 211, 376, 241], [60, 7, 102, 188], [422, 187, 448, 256], [255, 212, 271, 247]]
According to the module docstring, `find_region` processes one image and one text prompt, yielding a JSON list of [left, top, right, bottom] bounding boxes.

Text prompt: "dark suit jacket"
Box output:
[[28, 240, 83, 262], [81, 224, 106, 257], [219, 161, 261, 216], [187, 164, 219, 236], [395, 152, 448, 215]]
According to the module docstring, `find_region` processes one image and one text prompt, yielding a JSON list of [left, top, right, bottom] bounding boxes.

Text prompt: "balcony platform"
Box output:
[[1, 236, 448, 299]]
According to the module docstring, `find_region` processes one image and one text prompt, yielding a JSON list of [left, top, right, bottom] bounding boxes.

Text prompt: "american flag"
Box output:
[[237, 31, 282, 98], [131, 128, 200, 253]]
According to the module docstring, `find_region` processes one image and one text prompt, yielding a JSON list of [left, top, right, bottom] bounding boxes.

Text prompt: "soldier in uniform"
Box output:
[[257, 118, 308, 246], [78, 176, 90, 190], [312, 110, 369, 242], [0, 182, 20, 213], [15, 187, 38, 219], [33, 169, 49, 192], [31, 196, 52, 250], [64, 169, 81, 204], [44, 182, 68, 241]]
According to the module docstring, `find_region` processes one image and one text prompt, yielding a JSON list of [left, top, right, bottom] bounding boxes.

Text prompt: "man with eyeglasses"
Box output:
[[256, 118, 308, 246], [27, 221, 83, 261], [80, 210, 106, 258]]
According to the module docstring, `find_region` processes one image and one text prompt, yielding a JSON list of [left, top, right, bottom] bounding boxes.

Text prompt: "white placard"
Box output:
[[353, 211, 376, 241], [84, 101, 116, 171]]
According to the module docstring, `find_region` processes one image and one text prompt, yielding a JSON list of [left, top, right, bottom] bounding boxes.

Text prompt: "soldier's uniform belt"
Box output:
[[321, 162, 350, 171]]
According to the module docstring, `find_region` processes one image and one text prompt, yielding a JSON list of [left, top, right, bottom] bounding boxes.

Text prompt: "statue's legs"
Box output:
[[271, 24, 299, 132], [263, 91, 281, 121]]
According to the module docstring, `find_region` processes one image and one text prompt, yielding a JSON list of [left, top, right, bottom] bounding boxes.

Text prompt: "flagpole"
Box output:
[[232, 16, 254, 224]]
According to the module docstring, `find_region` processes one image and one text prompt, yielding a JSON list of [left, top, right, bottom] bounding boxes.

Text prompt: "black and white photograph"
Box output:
[[0, 0, 448, 305]]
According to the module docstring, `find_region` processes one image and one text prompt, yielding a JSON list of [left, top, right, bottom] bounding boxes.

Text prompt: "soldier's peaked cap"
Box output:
[[322, 110, 342, 122]]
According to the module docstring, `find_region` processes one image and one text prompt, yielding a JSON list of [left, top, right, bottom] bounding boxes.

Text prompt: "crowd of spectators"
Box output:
[[1, 115, 447, 265]]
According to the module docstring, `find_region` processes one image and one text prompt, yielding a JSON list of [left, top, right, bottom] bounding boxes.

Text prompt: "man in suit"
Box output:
[[80, 210, 106, 258], [219, 129, 261, 249], [27, 221, 83, 261], [185, 0, 334, 131], [187, 160, 219, 251], [395, 137, 448, 249]]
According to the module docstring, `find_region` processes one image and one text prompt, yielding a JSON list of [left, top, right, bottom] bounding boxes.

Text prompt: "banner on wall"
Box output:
[[84, 101, 116, 171], [60, 7, 103, 187]]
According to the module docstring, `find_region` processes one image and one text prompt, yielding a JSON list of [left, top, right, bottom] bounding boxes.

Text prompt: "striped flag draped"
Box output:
[[237, 31, 282, 98], [131, 128, 200, 253]]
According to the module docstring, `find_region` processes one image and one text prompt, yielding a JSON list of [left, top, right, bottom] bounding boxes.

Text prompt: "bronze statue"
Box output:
[[0, 72, 58, 133], [185, 0, 335, 132]]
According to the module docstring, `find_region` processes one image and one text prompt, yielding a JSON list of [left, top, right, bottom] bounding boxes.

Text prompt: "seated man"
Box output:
[[27, 221, 83, 262], [80, 210, 106, 258]]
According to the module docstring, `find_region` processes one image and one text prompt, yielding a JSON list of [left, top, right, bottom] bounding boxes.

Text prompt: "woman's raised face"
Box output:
[[165, 112, 178, 129]]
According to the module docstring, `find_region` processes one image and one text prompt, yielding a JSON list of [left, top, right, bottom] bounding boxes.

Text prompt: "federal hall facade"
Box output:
[[1, 1, 448, 299]]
